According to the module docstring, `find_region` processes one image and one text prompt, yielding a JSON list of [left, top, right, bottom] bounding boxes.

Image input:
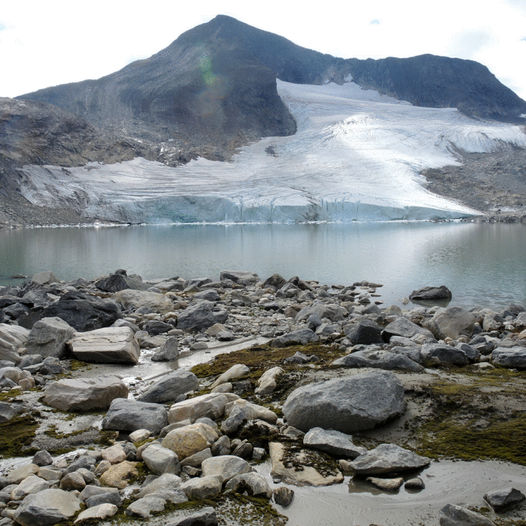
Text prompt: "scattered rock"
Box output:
[[439, 504, 496, 526], [409, 286, 452, 302], [405, 477, 425, 490], [484, 487, 525, 510], [14, 488, 81, 526], [381, 317, 434, 342], [366, 476, 404, 491], [126, 495, 166, 518], [333, 349, 423, 372], [162, 423, 218, 459], [201, 455, 252, 483], [25, 317, 76, 358], [426, 307, 476, 340], [99, 461, 138, 489], [177, 301, 228, 331], [211, 363, 250, 388], [115, 289, 174, 314], [139, 370, 199, 403], [255, 366, 284, 395], [271, 328, 318, 347], [491, 347, 526, 370], [303, 427, 367, 458], [74, 503, 118, 523], [151, 337, 179, 361], [142, 443, 181, 475], [273, 486, 294, 507], [225, 472, 272, 498], [181, 476, 222, 500], [102, 398, 168, 434], [168, 393, 239, 423]]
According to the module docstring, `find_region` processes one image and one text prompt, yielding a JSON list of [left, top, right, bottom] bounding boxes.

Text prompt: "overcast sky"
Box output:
[[1, 0, 525, 99]]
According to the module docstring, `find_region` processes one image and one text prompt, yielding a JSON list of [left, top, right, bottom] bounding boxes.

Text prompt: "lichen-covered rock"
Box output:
[[162, 423, 218, 459], [283, 371, 405, 433]]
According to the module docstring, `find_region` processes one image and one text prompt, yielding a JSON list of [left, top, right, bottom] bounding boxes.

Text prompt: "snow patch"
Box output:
[[19, 80, 526, 223]]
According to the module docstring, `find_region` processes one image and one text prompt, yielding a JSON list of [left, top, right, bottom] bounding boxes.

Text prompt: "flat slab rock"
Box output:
[[333, 349, 423, 372], [349, 443, 430, 475], [303, 427, 367, 459], [69, 326, 140, 364], [43, 375, 128, 411], [439, 504, 496, 526], [282, 371, 405, 433], [269, 442, 343, 487], [102, 398, 168, 434], [14, 488, 81, 526]]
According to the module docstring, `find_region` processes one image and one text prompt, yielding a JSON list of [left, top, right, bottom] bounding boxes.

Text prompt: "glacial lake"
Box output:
[[0, 222, 525, 308]]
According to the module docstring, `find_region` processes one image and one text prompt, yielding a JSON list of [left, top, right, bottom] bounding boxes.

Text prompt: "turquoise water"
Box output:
[[0, 222, 525, 307]]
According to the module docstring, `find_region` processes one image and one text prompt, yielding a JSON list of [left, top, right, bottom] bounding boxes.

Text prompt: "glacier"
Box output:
[[18, 80, 526, 223]]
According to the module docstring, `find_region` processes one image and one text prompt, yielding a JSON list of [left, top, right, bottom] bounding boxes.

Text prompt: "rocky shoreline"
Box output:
[[0, 270, 525, 525]]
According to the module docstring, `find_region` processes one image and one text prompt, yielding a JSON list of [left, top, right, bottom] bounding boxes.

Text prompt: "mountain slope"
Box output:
[[20, 15, 526, 159]]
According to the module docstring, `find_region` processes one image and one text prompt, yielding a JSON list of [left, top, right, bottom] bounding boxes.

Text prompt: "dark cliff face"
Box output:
[[347, 54, 526, 121]]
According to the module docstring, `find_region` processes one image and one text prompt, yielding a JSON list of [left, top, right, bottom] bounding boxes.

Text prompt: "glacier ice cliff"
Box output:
[[18, 81, 526, 223]]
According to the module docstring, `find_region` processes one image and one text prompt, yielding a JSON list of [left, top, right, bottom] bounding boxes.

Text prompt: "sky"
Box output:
[[1, 0, 526, 99]]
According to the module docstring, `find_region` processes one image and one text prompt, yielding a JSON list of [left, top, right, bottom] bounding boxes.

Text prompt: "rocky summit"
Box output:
[[0, 269, 524, 524]]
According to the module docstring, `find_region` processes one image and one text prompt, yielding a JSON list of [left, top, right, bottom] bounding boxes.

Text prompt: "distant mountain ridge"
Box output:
[[19, 15, 526, 158]]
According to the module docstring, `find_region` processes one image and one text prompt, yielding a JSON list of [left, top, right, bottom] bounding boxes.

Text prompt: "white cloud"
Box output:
[[0, 0, 525, 100]]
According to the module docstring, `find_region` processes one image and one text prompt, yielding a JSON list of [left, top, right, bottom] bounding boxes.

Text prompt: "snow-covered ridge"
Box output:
[[19, 81, 526, 223]]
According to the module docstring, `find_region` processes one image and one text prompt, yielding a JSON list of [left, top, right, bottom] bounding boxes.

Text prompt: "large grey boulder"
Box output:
[[303, 427, 367, 458], [439, 504, 496, 526], [69, 327, 140, 364], [139, 370, 199, 403], [14, 488, 81, 526], [345, 319, 383, 345], [115, 289, 173, 313], [349, 444, 430, 475], [177, 301, 228, 331], [282, 371, 405, 433], [491, 347, 526, 370], [381, 317, 434, 342], [270, 328, 318, 348], [425, 306, 477, 340], [168, 393, 239, 423], [44, 375, 128, 411], [333, 349, 424, 372], [483, 487, 525, 510], [102, 398, 168, 434], [409, 286, 452, 302], [166, 507, 218, 526], [421, 343, 470, 366], [25, 317, 76, 358], [220, 271, 259, 285], [42, 291, 121, 331], [0, 323, 29, 363]]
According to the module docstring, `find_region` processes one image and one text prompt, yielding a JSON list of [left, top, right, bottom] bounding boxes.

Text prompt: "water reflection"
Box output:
[[0, 223, 524, 307]]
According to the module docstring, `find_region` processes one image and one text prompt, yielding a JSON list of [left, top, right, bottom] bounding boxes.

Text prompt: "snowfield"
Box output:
[[19, 80, 526, 223]]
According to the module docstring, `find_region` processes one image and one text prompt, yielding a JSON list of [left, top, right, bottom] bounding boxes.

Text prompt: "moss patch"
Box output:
[[0, 388, 22, 402], [216, 494, 287, 526], [0, 414, 38, 457]]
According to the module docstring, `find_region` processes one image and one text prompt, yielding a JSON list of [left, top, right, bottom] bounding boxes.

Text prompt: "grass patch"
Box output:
[[0, 414, 38, 457]]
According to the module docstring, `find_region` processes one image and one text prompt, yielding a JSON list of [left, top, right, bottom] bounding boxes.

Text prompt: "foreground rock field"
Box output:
[[0, 269, 525, 525]]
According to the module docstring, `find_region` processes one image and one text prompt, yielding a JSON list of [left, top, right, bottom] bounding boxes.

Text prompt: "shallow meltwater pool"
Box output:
[[257, 459, 526, 525]]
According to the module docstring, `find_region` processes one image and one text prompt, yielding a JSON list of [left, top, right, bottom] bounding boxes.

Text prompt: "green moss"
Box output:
[[0, 414, 38, 457], [0, 388, 22, 401], [216, 494, 287, 526]]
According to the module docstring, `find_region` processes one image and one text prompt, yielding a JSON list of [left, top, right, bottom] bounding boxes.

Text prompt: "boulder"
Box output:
[[484, 487, 525, 510], [42, 291, 121, 331], [126, 496, 167, 518], [225, 473, 272, 498], [69, 326, 140, 364], [151, 337, 179, 361], [166, 507, 218, 526], [225, 399, 278, 423], [269, 442, 343, 486], [168, 393, 239, 423], [176, 301, 228, 331], [282, 371, 405, 433], [162, 423, 218, 459], [345, 319, 383, 345], [95, 273, 130, 293], [0, 401, 23, 422], [211, 364, 249, 388], [303, 427, 367, 459], [295, 303, 347, 323], [201, 455, 252, 483], [421, 343, 470, 366], [273, 487, 294, 507], [439, 504, 496, 526], [426, 307, 477, 340], [333, 349, 424, 372], [349, 444, 430, 475], [180, 476, 222, 500], [14, 488, 81, 526], [114, 289, 173, 313], [43, 375, 128, 411], [25, 317, 76, 358], [491, 347, 526, 370], [99, 461, 138, 489], [270, 328, 318, 347], [255, 367, 284, 395], [74, 503, 118, 524], [102, 398, 168, 434], [0, 323, 29, 362], [31, 271, 58, 285], [263, 274, 287, 290], [11, 475, 50, 500], [366, 476, 404, 491], [382, 317, 434, 342], [142, 443, 180, 475], [409, 286, 452, 302], [220, 271, 259, 285], [139, 370, 199, 403]]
